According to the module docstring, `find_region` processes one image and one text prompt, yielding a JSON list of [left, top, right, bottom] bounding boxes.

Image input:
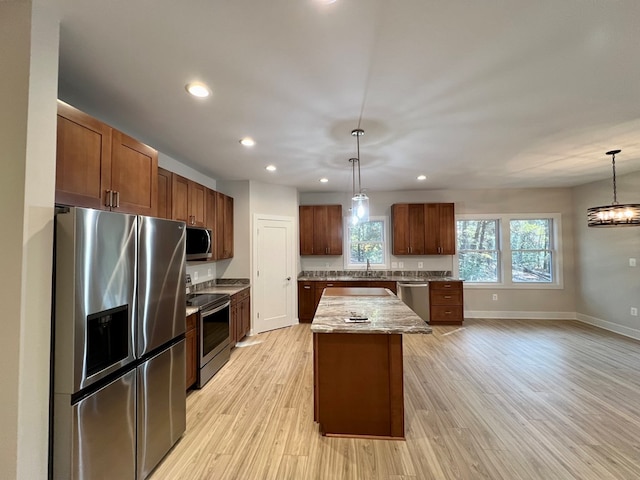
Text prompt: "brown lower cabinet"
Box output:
[[429, 281, 464, 324], [298, 280, 398, 323], [230, 288, 251, 347], [185, 313, 198, 390]]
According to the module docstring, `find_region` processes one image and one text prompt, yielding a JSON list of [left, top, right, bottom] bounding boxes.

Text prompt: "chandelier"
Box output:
[[349, 128, 369, 224], [587, 149, 640, 227]]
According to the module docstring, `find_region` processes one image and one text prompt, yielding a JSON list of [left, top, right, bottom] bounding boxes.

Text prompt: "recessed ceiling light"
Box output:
[[320, 178, 329, 183], [240, 137, 255, 147], [266, 165, 277, 172], [185, 82, 211, 98], [317, 0, 338, 4], [417, 174, 427, 181]]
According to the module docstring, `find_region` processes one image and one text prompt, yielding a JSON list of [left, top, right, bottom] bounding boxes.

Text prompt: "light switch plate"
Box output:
[[630, 258, 637, 267], [418, 262, 424, 269], [194, 272, 198, 281], [391, 262, 398, 269]]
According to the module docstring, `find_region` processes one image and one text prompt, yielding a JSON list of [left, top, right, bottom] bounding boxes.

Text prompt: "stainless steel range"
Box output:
[[186, 293, 231, 388]]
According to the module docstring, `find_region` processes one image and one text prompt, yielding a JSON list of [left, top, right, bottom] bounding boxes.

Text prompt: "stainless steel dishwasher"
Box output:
[[397, 282, 430, 323]]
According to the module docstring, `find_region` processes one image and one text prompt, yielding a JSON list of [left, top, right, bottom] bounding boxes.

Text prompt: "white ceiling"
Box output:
[[57, 0, 640, 194]]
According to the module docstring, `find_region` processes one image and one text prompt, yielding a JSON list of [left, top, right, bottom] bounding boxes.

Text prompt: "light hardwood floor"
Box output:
[[150, 320, 640, 479]]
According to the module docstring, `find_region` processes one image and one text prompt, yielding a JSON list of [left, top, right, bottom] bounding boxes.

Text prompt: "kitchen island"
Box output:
[[311, 287, 431, 439]]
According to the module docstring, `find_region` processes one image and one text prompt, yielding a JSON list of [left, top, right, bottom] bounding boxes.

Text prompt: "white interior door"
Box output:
[[253, 215, 295, 334]]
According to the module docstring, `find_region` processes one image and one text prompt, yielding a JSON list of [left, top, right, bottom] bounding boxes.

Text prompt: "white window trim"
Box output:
[[343, 215, 390, 270], [454, 213, 563, 289]]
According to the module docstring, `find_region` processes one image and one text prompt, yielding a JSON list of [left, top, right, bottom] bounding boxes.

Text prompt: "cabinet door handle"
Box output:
[[114, 191, 120, 208], [443, 284, 451, 288], [304, 286, 311, 289], [105, 190, 113, 207], [444, 295, 452, 299]]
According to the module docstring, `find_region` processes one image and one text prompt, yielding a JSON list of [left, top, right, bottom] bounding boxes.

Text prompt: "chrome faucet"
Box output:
[[366, 259, 371, 274]]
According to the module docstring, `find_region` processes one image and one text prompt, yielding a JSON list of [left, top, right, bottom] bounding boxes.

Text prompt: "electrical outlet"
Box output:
[[193, 272, 198, 281], [631, 307, 638, 316], [630, 258, 637, 267], [418, 262, 424, 269], [207, 268, 212, 277], [398, 262, 404, 269], [391, 262, 398, 269], [492, 293, 498, 301]]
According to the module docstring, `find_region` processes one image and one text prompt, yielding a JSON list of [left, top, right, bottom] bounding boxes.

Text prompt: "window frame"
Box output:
[[454, 213, 563, 289], [343, 215, 390, 270]]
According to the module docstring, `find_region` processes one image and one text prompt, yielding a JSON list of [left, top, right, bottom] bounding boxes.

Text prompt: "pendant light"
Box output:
[[349, 128, 369, 224], [587, 149, 640, 227]]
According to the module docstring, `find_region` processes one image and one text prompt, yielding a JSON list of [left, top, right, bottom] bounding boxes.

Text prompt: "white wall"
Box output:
[[300, 187, 577, 317], [573, 170, 640, 339], [0, 1, 59, 477]]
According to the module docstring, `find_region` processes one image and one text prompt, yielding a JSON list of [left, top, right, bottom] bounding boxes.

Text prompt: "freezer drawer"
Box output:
[[53, 369, 136, 480], [137, 339, 187, 480]]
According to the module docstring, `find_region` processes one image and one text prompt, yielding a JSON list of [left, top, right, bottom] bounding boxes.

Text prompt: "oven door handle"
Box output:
[[200, 300, 231, 317]]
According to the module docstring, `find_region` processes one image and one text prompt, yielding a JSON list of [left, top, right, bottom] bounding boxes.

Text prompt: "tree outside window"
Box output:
[[456, 219, 499, 282], [455, 214, 561, 287], [345, 218, 387, 268], [510, 219, 552, 283]]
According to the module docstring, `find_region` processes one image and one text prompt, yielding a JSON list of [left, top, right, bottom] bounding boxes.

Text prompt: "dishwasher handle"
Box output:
[[397, 283, 429, 287]]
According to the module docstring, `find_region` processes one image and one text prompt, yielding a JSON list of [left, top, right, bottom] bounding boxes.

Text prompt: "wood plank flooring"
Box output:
[[150, 320, 640, 479]]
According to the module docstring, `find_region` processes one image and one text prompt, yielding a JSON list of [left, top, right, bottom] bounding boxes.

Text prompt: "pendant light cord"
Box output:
[[356, 134, 362, 194], [611, 152, 618, 205]]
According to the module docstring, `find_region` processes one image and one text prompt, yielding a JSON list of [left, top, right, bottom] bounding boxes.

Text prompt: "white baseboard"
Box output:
[[575, 313, 640, 341], [465, 310, 576, 320]]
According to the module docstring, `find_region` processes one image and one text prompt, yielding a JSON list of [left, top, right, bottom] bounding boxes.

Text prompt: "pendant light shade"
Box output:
[[349, 129, 369, 224], [587, 150, 640, 227]]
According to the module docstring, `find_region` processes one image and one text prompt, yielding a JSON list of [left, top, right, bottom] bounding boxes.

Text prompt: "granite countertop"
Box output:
[[297, 274, 459, 282], [185, 279, 250, 316], [311, 288, 432, 335], [297, 270, 460, 282], [195, 284, 250, 296]]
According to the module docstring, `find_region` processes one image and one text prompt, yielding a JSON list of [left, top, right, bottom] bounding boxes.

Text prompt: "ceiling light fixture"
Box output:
[[320, 178, 329, 183], [266, 165, 277, 172], [240, 137, 255, 147], [587, 149, 640, 227], [417, 174, 427, 181], [185, 82, 211, 98], [349, 128, 369, 225]]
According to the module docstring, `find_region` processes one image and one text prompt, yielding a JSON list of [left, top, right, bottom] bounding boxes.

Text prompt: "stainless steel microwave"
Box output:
[[186, 226, 212, 260]]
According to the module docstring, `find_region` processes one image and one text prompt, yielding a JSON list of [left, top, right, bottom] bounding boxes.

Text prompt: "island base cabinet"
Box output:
[[313, 332, 405, 439]]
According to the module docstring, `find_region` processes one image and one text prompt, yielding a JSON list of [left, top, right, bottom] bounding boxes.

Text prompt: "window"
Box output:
[[455, 214, 562, 288], [510, 219, 553, 283], [343, 217, 388, 269], [457, 219, 500, 282]]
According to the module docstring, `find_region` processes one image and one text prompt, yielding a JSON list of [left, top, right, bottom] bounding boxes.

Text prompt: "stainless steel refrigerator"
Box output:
[[52, 207, 187, 480]]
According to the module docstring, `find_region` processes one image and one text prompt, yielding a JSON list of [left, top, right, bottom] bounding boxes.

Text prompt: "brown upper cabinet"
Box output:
[[391, 203, 455, 255], [391, 203, 426, 255], [157, 167, 173, 219], [299, 205, 343, 255], [171, 174, 206, 227], [215, 191, 234, 260], [56, 100, 158, 216], [425, 203, 456, 254]]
